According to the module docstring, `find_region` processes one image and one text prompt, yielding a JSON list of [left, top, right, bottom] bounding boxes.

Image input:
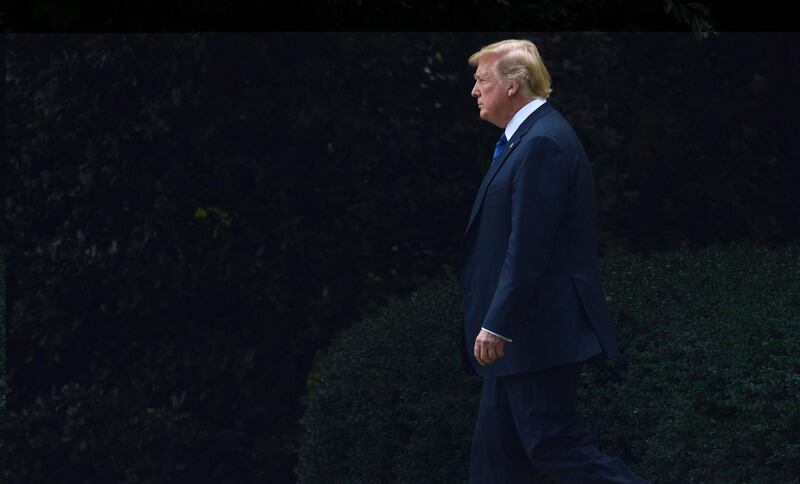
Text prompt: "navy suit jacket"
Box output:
[[459, 102, 619, 377]]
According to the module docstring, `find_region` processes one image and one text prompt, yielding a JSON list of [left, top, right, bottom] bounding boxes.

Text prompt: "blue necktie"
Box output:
[[492, 133, 508, 165]]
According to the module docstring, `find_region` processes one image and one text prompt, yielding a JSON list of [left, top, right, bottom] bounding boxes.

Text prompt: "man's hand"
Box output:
[[474, 329, 506, 366]]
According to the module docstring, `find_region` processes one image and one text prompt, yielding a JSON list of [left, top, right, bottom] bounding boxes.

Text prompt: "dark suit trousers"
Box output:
[[469, 362, 650, 484]]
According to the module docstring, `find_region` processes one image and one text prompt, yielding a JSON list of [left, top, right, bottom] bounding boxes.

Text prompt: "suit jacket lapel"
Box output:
[[463, 103, 554, 240]]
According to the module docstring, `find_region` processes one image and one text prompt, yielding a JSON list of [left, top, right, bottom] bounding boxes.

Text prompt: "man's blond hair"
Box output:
[[469, 39, 552, 99]]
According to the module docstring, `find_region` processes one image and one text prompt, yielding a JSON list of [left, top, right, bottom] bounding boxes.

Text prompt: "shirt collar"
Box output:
[[505, 97, 547, 140]]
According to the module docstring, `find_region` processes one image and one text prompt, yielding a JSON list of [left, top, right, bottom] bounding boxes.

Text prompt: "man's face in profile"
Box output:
[[471, 55, 507, 129]]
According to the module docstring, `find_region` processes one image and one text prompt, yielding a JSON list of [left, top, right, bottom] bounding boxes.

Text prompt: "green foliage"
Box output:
[[296, 268, 481, 484], [581, 242, 800, 483], [566, 32, 800, 253], [297, 243, 800, 483], [3, 32, 474, 482]]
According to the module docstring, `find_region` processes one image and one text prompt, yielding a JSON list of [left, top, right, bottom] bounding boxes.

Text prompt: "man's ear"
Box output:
[[507, 81, 519, 96]]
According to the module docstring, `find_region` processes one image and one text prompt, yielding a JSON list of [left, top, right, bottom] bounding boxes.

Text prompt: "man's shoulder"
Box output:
[[526, 106, 577, 140], [536, 103, 570, 125]]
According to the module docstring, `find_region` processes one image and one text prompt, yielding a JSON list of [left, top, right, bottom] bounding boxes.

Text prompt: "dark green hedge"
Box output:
[[296, 243, 800, 484], [296, 266, 478, 484]]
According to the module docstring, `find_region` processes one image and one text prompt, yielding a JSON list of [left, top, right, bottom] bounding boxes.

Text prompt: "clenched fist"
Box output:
[[474, 329, 506, 366]]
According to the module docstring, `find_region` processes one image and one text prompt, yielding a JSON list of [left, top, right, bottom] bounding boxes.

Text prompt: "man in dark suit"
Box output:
[[459, 39, 649, 483]]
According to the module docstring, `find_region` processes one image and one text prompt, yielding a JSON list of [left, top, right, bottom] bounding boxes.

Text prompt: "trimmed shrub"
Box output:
[[295, 266, 481, 484], [296, 242, 800, 483], [581, 242, 800, 483]]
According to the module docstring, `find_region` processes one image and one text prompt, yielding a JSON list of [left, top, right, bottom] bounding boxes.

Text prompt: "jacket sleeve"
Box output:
[[481, 135, 570, 340]]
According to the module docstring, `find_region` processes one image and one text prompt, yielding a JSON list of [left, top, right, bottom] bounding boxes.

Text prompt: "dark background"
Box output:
[[2, 3, 799, 483], [0, 0, 793, 31]]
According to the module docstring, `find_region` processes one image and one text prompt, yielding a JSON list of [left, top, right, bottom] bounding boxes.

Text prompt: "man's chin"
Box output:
[[479, 112, 500, 127]]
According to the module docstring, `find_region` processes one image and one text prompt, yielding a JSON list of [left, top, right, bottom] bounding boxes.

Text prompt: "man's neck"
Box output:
[[503, 97, 546, 139], [506, 97, 534, 123]]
